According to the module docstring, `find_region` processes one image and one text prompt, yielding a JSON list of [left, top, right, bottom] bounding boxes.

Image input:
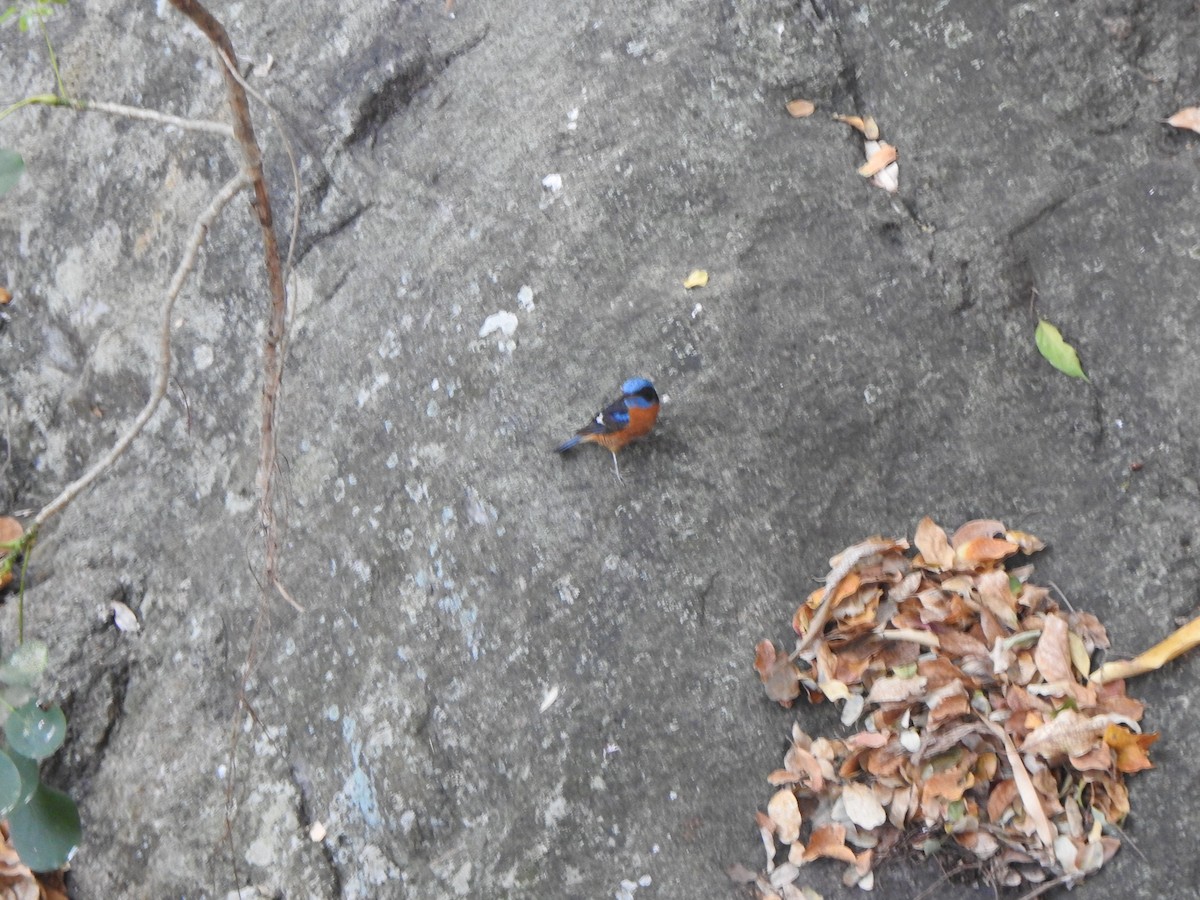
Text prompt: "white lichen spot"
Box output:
[[386, 452, 399, 469], [517, 285, 535, 310], [479, 310, 519, 338], [542, 173, 563, 192], [326, 704, 340, 722], [351, 559, 372, 583], [543, 793, 568, 829], [193, 344, 214, 370]]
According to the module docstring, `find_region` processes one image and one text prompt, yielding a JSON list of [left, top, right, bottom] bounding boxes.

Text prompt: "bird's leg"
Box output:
[[611, 451, 623, 482]]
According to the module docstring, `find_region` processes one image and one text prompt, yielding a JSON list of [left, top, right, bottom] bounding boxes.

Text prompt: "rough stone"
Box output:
[[2, 0, 1199, 897]]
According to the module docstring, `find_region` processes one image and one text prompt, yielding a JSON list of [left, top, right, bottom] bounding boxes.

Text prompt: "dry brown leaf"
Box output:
[[865, 674, 926, 705], [755, 640, 802, 705], [956, 536, 1019, 567], [841, 782, 886, 829], [768, 788, 803, 844], [950, 519, 1007, 547], [857, 142, 897, 177], [914, 516, 954, 571], [1006, 529, 1045, 554], [0, 287, 11, 305], [832, 113, 867, 134], [861, 116, 880, 141], [1103, 724, 1158, 774], [803, 824, 857, 864], [1020, 709, 1128, 760], [1165, 106, 1200, 133], [1033, 613, 1074, 683], [977, 570, 1020, 631], [1090, 613, 1200, 684], [786, 99, 816, 118], [981, 717, 1057, 848]]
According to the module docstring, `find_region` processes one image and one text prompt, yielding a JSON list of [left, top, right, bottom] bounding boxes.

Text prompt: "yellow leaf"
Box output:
[[683, 269, 708, 289], [1091, 613, 1200, 684]]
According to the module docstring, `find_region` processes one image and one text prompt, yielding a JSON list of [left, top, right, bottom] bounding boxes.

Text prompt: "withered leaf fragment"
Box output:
[[1165, 106, 1200, 133], [755, 640, 801, 705], [786, 99, 816, 118]]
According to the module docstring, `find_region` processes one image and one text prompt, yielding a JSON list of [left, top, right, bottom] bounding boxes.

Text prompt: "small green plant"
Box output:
[[0, 0, 65, 32], [0, 640, 80, 871]]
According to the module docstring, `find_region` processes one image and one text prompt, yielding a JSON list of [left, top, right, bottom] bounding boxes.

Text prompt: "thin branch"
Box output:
[[168, 0, 296, 613], [0, 94, 235, 137], [33, 172, 250, 528]]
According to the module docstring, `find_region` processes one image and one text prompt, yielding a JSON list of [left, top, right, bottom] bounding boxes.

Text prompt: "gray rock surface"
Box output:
[[2, 0, 1199, 897]]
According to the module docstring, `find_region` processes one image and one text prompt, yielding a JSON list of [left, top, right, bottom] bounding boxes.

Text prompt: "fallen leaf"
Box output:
[[786, 99, 816, 118], [832, 113, 867, 133], [1091, 614, 1200, 684], [861, 116, 880, 141], [683, 269, 709, 289], [803, 824, 857, 863], [956, 537, 1020, 568], [841, 782, 886, 830], [914, 517, 955, 570], [1033, 613, 1074, 683], [858, 141, 898, 177], [1165, 106, 1200, 133], [768, 788, 804, 844], [1103, 724, 1158, 774], [0, 286, 11, 305], [1035, 319, 1090, 382], [755, 640, 802, 705], [980, 716, 1057, 848]]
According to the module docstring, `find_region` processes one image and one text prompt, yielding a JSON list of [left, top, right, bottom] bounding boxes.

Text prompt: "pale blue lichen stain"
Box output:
[[341, 716, 381, 829], [437, 593, 480, 659]]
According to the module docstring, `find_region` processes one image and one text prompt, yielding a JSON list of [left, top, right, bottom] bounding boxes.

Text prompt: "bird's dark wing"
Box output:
[[575, 396, 630, 436]]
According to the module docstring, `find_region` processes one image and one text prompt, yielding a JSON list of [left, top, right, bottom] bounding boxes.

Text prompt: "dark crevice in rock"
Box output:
[[290, 762, 344, 896], [343, 28, 490, 150], [294, 201, 372, 265]]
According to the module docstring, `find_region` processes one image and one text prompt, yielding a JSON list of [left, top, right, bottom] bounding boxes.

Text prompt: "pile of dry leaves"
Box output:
[[747, 519, 1156, 898]]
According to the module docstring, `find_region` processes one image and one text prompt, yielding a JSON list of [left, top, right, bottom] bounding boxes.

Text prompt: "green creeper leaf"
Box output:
[[0, 749, 23, 818], [5, 702, 66, 760], [0, 149, 24, 197], [1035, 319, 1090, 382], [3, 747, 40, 806], [7, 782, 81, 872], [0, 640, 49, 687]]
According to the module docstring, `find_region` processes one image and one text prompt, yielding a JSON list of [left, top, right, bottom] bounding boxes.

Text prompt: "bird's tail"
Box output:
[[555, 435, 583, 454]]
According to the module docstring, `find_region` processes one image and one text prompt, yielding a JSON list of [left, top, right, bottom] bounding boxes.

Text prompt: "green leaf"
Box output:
[[1035, 319, 1090, 382], [5, 702, 66, 760], [0, 148, 24, 196], [3, 747, 40, 805], [0, 749, 24, 818], [7, 782, 81, 872], [0, 640, 49, 687]]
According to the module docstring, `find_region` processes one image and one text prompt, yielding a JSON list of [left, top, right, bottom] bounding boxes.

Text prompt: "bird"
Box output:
[[555, 377, 660, 480]]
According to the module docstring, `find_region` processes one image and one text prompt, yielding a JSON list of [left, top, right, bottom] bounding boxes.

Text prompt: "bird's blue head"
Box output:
[[621, 377, 658, 407]]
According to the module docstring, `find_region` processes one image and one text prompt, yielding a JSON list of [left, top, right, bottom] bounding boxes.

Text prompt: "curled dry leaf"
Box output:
[[748, 518, 1156, 896], [683, 269, 709, 289], [786, 99, 816, 118], [1165, 106, 1200, 133], [831, 113, 878, 139], [857, 142, 897, 177], [1091, 614, 1200, 684]]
